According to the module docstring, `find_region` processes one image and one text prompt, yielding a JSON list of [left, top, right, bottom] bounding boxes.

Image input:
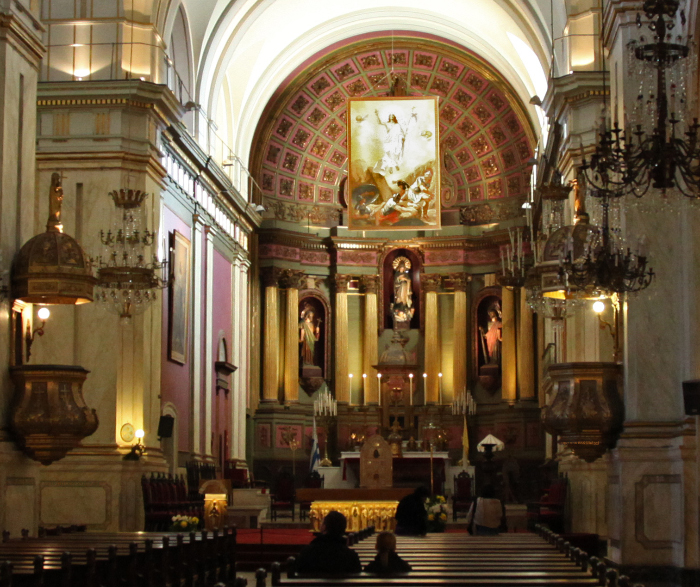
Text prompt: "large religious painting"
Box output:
[[168, 230, 191, 364], [347, 97, 440, 231]]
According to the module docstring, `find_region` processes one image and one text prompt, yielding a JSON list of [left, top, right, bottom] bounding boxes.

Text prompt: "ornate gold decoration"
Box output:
[[392, 256, 412, 271], [360, 434, 393, 488], [309, 501, 399, 533], [542, 362, 623, 462], [12, 173, 96, 305], [10, 365, 99, 465]]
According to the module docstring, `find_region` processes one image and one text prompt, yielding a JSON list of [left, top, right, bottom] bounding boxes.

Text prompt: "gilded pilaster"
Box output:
[[422, 274, 442, 404], [334, 274, 351, 403], [501, 286, 516, 404], [281, 270, 304, 403], [361, 275, 380, 405], [261, 267, 282, 402], [451, 273, 470, 398], [517, 287, 535, 400]]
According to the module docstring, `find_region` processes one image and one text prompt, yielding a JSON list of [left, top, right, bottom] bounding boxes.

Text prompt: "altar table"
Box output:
[[339, 451, 449, 493]]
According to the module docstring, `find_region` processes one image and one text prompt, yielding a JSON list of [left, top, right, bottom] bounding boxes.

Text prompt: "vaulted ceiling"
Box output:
[[251, 34, 536, 226]]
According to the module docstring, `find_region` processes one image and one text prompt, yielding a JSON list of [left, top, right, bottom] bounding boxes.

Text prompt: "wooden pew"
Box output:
[[254, 527, 643, 587], [0, 528, 237, 587]]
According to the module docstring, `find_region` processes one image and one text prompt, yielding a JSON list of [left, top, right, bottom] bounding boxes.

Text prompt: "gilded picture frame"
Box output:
[[347, 96, 441, 231], [168, 230, 191, 364]]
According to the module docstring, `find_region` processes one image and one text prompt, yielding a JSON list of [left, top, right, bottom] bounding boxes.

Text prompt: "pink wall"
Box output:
[[161, 206, 192, 452], [212, 249, 233, 464]]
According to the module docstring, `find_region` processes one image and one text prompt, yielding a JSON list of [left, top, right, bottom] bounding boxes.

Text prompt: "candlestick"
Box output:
[[438, 372, 443, 405], [348, 373, 353, 406], [362, 373, 367, 406], [408, 373, 413, 406], [377, 373, 382, 406]]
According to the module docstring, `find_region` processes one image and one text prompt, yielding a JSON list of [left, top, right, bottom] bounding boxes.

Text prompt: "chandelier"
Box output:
[[559, 194, 655, 296], [581, 0, 699, 199], [94, 189, 169, 319]]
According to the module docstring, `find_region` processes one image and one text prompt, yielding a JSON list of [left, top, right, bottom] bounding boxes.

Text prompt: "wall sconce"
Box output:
[[124, 428, 145, 461], [25, 307, 50, 362]]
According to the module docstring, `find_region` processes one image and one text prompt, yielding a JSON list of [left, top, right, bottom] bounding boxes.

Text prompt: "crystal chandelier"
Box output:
[[581, 0, 699, 199], [559, 193, 655, 295], [94, 189, 169, 319]]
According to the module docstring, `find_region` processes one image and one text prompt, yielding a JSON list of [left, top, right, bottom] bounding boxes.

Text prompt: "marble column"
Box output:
[[361, 275, 380, 405], [501, 286, 516, 405], [282, 270, 303, 404], [334, 274, 351, 403], [422, 274, 442, 404], [261, 267, 282, 402], [230, 257, 241, 460], [517, 287, 535, 400], [451, 273, 470, 399]]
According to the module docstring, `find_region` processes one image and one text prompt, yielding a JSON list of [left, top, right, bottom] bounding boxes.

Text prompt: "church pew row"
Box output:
[[0, 528, 239, 587], [252, 527, 646, 587], [0, 527, 379, 587]]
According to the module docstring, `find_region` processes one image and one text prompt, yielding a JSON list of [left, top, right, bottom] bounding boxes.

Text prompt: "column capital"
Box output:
[[334, 274, 352, 293], [261, 266, 284, 288], [448, 273, 471, 292], [279, 269, 305, 289], [360, 275, 380, 294], [421, 274, 442, 293]]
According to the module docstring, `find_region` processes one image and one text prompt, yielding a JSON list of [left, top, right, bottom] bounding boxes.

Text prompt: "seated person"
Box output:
[[466, 484, 506, 536], [295, 511, 362, 574], [394, 486, 429, 535], [364, 531, 411, 574]]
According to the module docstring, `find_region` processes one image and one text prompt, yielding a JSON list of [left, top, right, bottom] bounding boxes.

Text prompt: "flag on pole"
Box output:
[[462, 413, 470, 467], [310, 415, 320, 473]]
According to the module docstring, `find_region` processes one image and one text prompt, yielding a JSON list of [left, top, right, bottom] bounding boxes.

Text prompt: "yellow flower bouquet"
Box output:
[[169, 515, 200, 532], [425, 495, 449, 532]]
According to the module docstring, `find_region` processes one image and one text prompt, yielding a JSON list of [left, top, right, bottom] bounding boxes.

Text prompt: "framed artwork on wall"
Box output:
[[168, 230, 191, 364], [347, 96, 440, 231]]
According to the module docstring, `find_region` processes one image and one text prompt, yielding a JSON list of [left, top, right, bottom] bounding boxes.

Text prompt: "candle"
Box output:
[[438, 372, 443, 405], [409, 373, 414, 406], [377, 373, 382, 406], [348, 373, 353, 405], [500, 248, 505, 274], [362, 373, 367, 406]]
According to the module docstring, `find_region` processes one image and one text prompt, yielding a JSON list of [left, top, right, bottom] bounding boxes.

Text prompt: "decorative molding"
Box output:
[[360, 275, 380, 294], [447, 273, 471, 291], [334, 274, 352, 293], [420, 274, 442, 293], [634, 474, 682, 549], [260, 266, 284, 288], [278, 269, 306, 290], [459, 198, 525, 225], [336, 249, 379, 266]]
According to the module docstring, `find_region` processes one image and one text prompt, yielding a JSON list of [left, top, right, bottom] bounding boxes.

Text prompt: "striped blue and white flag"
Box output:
[[310, 415, 320, 473]]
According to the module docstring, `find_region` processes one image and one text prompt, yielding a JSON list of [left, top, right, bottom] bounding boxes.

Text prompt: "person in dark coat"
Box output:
[[295, 511, 362, 574], [394, 486, 429, 535], [364, 531, 411, 574]]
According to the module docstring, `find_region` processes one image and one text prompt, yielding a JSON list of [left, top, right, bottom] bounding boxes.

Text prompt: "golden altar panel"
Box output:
[[309, 501, 399, 533]]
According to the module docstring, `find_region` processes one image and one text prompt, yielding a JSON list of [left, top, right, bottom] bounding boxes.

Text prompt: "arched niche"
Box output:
[[472, 286, 502, 392], [380, 248, 422, 331], [298, 291, 330, 395]]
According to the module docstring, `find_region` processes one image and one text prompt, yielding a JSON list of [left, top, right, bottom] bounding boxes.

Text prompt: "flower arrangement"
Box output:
[[426, 495, 448, 532], [169, 515, 199, 532]]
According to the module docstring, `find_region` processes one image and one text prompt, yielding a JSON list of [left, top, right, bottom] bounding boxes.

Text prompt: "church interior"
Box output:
[[1, 0, 700, 586]]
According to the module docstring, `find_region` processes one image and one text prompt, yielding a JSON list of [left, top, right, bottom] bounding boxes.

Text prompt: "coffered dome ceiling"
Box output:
[[251, 34, 536, 227]]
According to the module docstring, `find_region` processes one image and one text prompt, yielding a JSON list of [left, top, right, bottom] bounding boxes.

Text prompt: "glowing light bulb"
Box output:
[[37, 307, 50, 321], [135, 429, 145, 439], [593, 301, 605, 314]]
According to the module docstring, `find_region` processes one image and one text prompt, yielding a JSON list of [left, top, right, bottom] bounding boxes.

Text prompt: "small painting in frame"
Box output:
[[168, 230, 191, 364]]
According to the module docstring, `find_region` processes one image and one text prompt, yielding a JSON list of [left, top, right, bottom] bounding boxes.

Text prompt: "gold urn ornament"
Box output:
[[10, 365, 99, 465]]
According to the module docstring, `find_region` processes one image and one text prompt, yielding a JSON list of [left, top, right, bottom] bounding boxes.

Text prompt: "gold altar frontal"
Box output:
[[309, 501, 398, 533]]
